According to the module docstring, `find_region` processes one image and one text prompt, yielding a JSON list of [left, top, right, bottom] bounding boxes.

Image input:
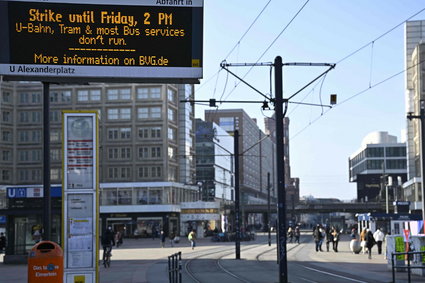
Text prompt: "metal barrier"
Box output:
[[168, 251, 182, 283], [391, 251, 425, 283]]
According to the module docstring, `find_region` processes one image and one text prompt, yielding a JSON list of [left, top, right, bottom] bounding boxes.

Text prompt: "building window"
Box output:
[[18, 130, 41, 143], [2, 150, 11, 161], [2, 91, 11, 103], [50, 149, 61, 161], [138, 128, 149, 139], [168, 128, 175, 140], [366, 147, 384, 157], [168, 147, 176, 160], [108, 147, 131, 160], [151, 166, 162, 178], [2, 111, 11, 122], [107, 108, 131, 120], [1, 170, 10, 181], [108, 128, 131, 140], [219, 117, 235, 131], [168, 108, 175, 121], [108, 167, 131, 179], [151, 147, 161, 158], [366, 159, 384, 170], [137, 107, 161, 119], [50, 130, 61, 142], [77, 89, 101, 102], [386, 147, 406, 157], [167, 88, 176, 103], [50, 110, 61, 122], [107, 88, 131, 100], [50, 90, 71, 103], [138, 167, 149, 178], [151, 127, 161, 138], [386, 159, 407, 169], [136, 87, 161, 99], [138, 147, 149, 159], [2, 130, 12, 142], [50, 168, 61, 180]]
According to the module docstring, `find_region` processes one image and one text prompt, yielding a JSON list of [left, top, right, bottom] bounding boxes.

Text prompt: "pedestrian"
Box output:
[[313, 224, 323, 252], [170, 231, 175, 247], [287, 226, 294, 243], [0, 232, 6, 253], [360, 228, 367, 254], [160, 230, 166, 248], [294, 226, 301, 244], [366, 229, 376, 259], [188, 229, 196, 250], [325, 225, 333, 252], [373, 228, 385, 255], [331, 227, 339, 252]]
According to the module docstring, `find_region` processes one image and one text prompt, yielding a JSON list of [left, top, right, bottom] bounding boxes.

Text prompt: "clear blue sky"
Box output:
[[195, 0, 425, 200]]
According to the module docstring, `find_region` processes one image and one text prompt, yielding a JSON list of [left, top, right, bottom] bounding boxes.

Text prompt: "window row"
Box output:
[[106, 166, 163, 179]]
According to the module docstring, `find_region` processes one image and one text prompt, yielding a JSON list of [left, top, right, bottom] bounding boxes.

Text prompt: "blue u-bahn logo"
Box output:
[[7, 188, 27, 198]]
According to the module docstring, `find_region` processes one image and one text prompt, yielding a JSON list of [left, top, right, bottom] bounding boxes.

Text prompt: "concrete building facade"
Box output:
[[0, 81, 199, 256]]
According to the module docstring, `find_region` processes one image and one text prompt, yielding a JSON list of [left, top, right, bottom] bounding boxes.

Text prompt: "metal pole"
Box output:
[[275, 56, 288, 282], [421, 100, 425, 234], [234, 130, 241, 259], [42, 82, 51, 241], [268, 172, 271, 246]]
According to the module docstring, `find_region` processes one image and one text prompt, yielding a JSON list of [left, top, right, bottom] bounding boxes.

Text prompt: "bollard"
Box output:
[[168, 252, 182, 283]]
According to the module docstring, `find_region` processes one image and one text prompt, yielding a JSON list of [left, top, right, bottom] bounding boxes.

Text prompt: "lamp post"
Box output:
[[407, 99, 425, 234]]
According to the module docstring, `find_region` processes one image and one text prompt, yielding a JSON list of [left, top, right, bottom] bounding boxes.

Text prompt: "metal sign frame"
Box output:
[[62, 111, 99, 283]]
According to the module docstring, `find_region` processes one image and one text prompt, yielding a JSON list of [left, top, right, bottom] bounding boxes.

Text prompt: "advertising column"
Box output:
[[62, 111, 99, 283]]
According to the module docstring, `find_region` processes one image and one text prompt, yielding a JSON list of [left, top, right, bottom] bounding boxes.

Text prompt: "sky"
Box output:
[[194, 0, 425, 201]]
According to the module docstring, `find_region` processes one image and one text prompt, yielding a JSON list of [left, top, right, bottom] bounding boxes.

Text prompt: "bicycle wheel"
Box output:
[[106, 255, 110, 268]]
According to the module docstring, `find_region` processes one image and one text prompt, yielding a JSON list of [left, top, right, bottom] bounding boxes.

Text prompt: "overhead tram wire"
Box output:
[[222, 0, 311, 102], [191, 0, 273, 99], [288, 7, 425, 139], [336, 7, 425, 65], [290, 58, 425, 141]]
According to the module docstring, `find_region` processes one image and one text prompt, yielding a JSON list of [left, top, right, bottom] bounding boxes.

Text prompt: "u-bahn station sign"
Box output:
[[0, 0, 203, 83]]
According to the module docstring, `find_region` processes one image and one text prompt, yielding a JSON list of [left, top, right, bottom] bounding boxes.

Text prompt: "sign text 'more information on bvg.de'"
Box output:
[[0, 0, 203, 82]]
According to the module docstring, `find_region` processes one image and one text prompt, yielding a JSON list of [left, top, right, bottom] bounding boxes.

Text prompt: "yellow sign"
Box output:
[[74, 275, 85, 283]]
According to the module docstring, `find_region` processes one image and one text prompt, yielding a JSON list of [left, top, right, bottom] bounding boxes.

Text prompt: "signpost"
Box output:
[[63, 111, 98, 283], [0, 0, 203, 83]]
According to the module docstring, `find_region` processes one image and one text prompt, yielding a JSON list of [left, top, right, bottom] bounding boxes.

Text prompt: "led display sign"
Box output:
[[0, 0, 203, 83]]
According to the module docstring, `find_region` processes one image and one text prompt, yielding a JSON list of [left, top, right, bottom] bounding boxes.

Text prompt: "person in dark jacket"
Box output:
[[102, 226, 115, 261], [313, 224, 323, 252], [366, 229, 376, 259]]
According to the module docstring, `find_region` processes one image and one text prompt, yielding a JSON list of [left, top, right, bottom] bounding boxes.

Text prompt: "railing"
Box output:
[[168, 251, 182, 283], [391, 251, 425, 283]]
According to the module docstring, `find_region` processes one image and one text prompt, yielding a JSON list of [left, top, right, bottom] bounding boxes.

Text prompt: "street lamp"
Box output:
[[407, 99, 425, 234]]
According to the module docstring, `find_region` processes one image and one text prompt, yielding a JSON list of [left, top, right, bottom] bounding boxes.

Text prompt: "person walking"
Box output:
[[325, 225, 332, 252], [188, 229, 196, 250], [313, 224, 323, 252], [169, 231, 175, 247], [287, 226, 294, 243], [366, 229, 376, 259], [160, 230, 166, 248], [331, 227, 340, 252], [294, 226, 301, 244], [360, 228, 367, 254], [0, 232, 6, 253], [373, 228, 385, 255]]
